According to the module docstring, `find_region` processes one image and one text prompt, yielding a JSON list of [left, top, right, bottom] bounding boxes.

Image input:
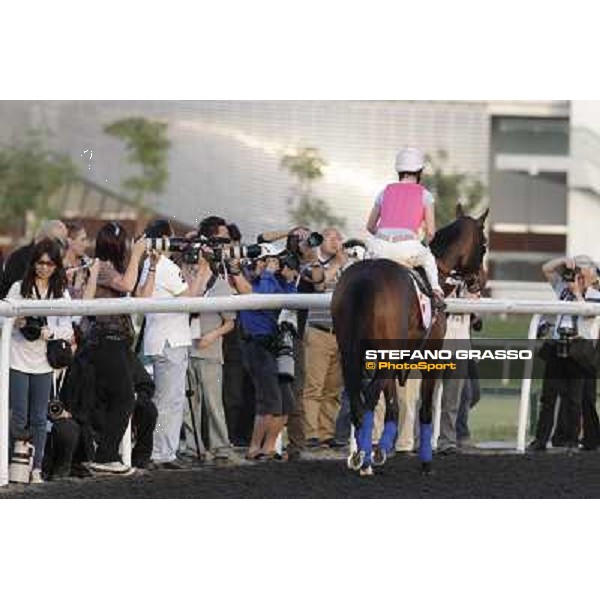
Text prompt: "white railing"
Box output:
[[2, 294, 599, 486]]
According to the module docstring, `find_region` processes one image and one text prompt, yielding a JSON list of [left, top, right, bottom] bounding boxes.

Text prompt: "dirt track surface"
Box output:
[[3, 450, 600, 499]]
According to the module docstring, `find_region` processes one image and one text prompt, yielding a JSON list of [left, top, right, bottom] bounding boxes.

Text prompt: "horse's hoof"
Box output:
[[420, 462, 433, 476], [359, 465, 374, 477], [347, 450, 366, 471], [372, 447, 387, 467]]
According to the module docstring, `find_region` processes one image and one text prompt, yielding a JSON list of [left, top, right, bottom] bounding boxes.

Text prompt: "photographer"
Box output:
[[235, 248, 298, 460], [7, 239, 74, 484], [529, 255, 599, 451], [84, 222, 147, 474], [180, 216, 236, 461], [136, 219, 208, 469], [266, 226, 327, 460], [302, 227, 350, 448]]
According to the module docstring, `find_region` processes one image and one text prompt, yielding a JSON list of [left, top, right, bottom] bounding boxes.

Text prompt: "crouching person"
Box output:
[[130, 353, 158, 469], [43, 351, 158, 478]]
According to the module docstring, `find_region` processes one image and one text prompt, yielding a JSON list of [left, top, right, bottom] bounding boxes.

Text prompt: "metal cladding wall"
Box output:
[[0, 100, 489, 239]]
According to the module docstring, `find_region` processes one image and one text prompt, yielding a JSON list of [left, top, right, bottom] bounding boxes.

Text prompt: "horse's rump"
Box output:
[[332, 259, 419, 406]]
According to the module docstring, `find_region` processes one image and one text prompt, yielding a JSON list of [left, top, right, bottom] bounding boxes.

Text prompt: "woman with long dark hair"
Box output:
[[86, 222, 146, 474], [7, 239, 73, 484]]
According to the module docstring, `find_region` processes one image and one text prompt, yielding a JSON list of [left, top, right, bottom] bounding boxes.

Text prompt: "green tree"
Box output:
[[422, 150, 486, 227], [104, 117, 170, 207], [280, 146, 346, 230], [0, 131, 78, 231]]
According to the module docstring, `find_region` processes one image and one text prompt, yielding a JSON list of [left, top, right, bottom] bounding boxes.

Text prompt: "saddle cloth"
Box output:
[[413, 277, 432, 330], [389, 256, 432, 330]]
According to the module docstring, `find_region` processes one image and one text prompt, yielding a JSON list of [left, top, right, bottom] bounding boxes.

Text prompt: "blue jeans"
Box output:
[[335, 389, 352, 442], [9, 369, 53, 469]]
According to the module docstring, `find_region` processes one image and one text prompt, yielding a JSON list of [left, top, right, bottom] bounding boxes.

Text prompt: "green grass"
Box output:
[[473, 315, 532, 340], [468, 393, 520, 442]]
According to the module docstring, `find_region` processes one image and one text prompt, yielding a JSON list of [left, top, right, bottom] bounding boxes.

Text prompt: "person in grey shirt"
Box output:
[[183, 256, 236, 460]]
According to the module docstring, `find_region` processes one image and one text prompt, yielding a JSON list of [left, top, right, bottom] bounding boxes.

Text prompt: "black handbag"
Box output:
[[46, 338, 73, 370]]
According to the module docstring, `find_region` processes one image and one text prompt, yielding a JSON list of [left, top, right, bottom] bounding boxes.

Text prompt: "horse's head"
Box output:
[[431, 205, 488, 284]]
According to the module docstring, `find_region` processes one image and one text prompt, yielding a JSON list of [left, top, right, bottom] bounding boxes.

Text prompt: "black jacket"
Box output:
[[0, 242, 34, 298]]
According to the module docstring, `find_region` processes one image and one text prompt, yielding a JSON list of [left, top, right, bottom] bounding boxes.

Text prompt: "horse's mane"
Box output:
[[429, 219, 465, 258]]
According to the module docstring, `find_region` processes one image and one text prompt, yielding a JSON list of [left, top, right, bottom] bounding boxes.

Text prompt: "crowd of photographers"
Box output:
[[4, 213, 600, 484], [0, 214, 370, 483]]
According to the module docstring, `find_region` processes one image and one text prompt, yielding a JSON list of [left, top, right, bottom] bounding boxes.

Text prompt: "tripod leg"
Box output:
[[186, 368, 202, 461]]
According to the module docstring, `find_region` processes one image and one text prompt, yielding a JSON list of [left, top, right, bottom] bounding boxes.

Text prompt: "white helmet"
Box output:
[[395, 147, 425, 173]]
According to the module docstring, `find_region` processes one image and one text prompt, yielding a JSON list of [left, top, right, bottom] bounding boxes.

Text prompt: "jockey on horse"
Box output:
[[365, 146, 446, 311]]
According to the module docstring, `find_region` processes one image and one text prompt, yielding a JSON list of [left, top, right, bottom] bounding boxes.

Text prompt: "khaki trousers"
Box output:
[[372, 376, 421, 450], [302, 327, 343, 441]]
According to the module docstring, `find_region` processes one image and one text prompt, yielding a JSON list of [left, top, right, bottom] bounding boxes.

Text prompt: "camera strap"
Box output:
[[52, 370, 66, 401], [33, 282, 51, 301]]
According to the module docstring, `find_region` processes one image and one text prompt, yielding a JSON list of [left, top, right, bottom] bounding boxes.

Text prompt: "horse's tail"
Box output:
[[333, 271, 370, 405]]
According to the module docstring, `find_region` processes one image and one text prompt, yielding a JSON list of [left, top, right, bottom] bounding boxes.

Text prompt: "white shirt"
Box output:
[[139, 255, 191, 356], [7, 281, 74, 374], [444, 282, 475, 341]]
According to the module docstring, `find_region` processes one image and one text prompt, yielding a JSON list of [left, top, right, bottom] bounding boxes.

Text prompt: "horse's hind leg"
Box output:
[[347, 385, 377, 475], [418, 375, 438, 474], [347, 391, 373, 474], [374, 384, 398, 466]]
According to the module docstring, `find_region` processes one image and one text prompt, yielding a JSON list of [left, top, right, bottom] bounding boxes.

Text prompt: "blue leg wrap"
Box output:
[[419, 422, 433, 463], [379, 421, 398, 453], [357, 411, 374, 465]]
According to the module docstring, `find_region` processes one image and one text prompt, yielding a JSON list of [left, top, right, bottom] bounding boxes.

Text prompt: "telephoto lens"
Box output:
[[9, 440, 35, 484], [145, 238, 170, 252], [276, 328, 295, 382], [276, 309, 297, 381]]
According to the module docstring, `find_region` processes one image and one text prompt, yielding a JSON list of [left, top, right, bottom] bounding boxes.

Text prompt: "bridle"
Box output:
[[438, 225, 487, 296]]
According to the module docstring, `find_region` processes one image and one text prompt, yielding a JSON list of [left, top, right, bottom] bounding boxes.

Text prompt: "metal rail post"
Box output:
[[516, 314, 541, 453], [0, 318, 15, 486]]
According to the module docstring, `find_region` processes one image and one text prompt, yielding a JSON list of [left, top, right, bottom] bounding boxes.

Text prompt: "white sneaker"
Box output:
[[30, 469, 44, 484], [90, 461, 135, 475]]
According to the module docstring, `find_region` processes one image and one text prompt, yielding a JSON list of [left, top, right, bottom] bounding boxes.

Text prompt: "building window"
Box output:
[[492, 116, 569, 156]]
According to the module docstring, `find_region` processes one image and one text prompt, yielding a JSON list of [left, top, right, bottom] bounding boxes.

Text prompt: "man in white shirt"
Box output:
[[136, 220, 207, 468]]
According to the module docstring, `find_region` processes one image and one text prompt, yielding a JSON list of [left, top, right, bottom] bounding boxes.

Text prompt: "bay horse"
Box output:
[[331, 205, 488, 475]]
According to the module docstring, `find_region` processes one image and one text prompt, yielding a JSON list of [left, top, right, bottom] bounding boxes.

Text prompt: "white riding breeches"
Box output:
[[367, 238, 441, 291]]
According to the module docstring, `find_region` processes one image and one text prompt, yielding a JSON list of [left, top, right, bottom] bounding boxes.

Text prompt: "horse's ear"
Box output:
[[455, 202, 465, 218], [477, 208, 489, 225]]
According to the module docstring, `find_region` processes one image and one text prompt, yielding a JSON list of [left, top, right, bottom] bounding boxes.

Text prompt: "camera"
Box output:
[[278, 252, 301, 273], [536, 320, 552, 339], [556, 325, 577, 359], [145, 236, 262, 265], [342, 238, 367, 261], [286, 231, 323, 255], [48, 400, 65, 420], [561, 266, 581, 283], [276, 309, 298, 381], [20, 316, 47, 341]]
